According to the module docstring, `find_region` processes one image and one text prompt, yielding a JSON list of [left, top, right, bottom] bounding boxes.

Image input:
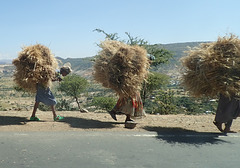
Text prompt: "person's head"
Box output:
[[60, 66, 72, 76]]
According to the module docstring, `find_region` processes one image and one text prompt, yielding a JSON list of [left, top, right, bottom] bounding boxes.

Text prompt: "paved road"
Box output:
[[0, 131, 239, 168]]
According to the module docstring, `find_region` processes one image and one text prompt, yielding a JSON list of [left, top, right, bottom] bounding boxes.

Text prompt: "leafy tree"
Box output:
[[92, 96, 117, 111], [124, 32, 148, 46], [94, 28, 173, 66], [147, 45, 173, 67], [58, 74, 89, 112], [175, 96, 200, 114], [94, 28, 173, 107], [153, 90, 177, 114], [93, 29, 120, 41], [141, 72, 170, 105]]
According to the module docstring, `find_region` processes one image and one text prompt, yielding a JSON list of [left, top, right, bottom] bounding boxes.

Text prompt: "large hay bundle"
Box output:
[[181, 34, 240, 98], [12, 44, 58, 93], [93, 40, 149, 98]]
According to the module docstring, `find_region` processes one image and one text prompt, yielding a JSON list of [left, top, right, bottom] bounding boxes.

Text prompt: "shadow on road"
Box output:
[[0, 116, 27, 126], [143, 126, 229, 146], [60, 117, 121, 129]]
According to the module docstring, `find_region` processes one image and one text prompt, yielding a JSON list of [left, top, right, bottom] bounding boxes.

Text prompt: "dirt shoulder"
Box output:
[[0, 111, 239, 133]]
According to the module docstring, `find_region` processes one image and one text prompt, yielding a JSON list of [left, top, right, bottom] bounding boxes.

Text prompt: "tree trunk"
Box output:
[[75, 97, 82, 112], [142, 81, 147, 106], [75, 97, 88, 113]]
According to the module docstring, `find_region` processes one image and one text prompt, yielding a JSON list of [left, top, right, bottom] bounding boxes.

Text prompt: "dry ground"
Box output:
[[1, 111, 240, 133]]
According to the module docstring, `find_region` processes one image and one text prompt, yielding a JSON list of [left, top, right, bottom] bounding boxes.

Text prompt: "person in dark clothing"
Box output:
[[213, 94, 240, 133]]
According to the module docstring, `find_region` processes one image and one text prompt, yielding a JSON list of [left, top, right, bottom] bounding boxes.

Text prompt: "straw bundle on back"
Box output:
[[181, 34, 240, 98], [12, 44, 58, 93], [93, 40, 149, 98]]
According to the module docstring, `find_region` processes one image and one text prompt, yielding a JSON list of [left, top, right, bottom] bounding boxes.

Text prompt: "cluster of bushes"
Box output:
[[144, 89, 218, 115]]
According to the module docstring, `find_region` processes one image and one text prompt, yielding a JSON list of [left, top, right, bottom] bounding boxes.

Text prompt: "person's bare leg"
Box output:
[[51, 105, 64, 121], [51, 105, 57, 119], [125, 114, 134, 122], [31, 102, 39, 118], [108, 106, 117, 121]]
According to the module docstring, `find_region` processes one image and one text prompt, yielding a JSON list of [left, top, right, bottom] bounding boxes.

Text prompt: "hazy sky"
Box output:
[[1, 0, 240, 59]]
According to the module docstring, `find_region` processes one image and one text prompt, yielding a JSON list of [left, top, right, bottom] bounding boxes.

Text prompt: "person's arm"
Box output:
[[52, 72, 63, 82]]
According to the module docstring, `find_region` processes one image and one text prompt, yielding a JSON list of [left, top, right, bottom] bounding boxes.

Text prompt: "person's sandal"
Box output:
[[213, 121, 223, 132], [54, 115, 64, 121], [30, 116, 40, 121], [125, 119, 137, 129]]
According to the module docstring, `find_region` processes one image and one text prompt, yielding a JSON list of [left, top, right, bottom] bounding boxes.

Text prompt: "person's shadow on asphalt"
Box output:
[[143, 126, 229, 146], [0, 116, 28, 126]]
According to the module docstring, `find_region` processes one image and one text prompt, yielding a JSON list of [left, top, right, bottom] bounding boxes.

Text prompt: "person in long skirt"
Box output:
[[108, 92, 145, 127], [213, 94, 240, 133], [30, 66, 72, 121]]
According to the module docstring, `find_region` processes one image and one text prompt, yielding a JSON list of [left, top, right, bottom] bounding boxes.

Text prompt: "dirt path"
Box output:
[[0, 111, 240, 133]]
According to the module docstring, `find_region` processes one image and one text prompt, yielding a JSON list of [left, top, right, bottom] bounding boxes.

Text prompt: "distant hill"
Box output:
[[60, 42, 209, 75], [56, 57, 94, 78], [0, 42, 208, 77], [154, 41, 210, 72], [0, 59, 12, 64], [161, 42, 206, 59], [56, 57, 93, 70]]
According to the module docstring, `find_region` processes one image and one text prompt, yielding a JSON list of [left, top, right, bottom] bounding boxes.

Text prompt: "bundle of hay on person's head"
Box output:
[[12, 44, 58, 93], [181, 34, 240, 98], [93, 40, 150, 98]]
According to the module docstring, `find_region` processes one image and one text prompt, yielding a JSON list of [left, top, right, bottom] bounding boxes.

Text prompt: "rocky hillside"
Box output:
[[57, 41, 208, 72], [155, 41, 209, 72]]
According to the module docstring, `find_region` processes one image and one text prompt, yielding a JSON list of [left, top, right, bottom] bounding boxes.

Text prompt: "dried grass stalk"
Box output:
[[12, 44, 58, 93], [93, 40, 149, 98], [181, 34, 240, 98]]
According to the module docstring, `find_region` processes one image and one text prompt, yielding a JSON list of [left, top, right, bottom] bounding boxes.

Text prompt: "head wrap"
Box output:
[[60, 66, 72, 74]]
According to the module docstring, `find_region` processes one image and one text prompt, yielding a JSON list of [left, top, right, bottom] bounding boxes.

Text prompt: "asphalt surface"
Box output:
[[0, 131, 239, 168]]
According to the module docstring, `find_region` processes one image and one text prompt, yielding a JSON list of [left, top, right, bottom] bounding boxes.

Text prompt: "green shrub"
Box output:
[[92, 97, 117, 111], [153, 90, 177, 114], [56, 99, 71, 111]]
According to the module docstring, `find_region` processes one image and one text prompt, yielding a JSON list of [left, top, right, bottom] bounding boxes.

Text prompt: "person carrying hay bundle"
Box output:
[[109, 92, 144, 129], [12, 44, 72, 121], [93, 40, 149, 128], [213, 94, 240, 133], [30, 65, 72, 121], [181, 34, 240, 133]]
